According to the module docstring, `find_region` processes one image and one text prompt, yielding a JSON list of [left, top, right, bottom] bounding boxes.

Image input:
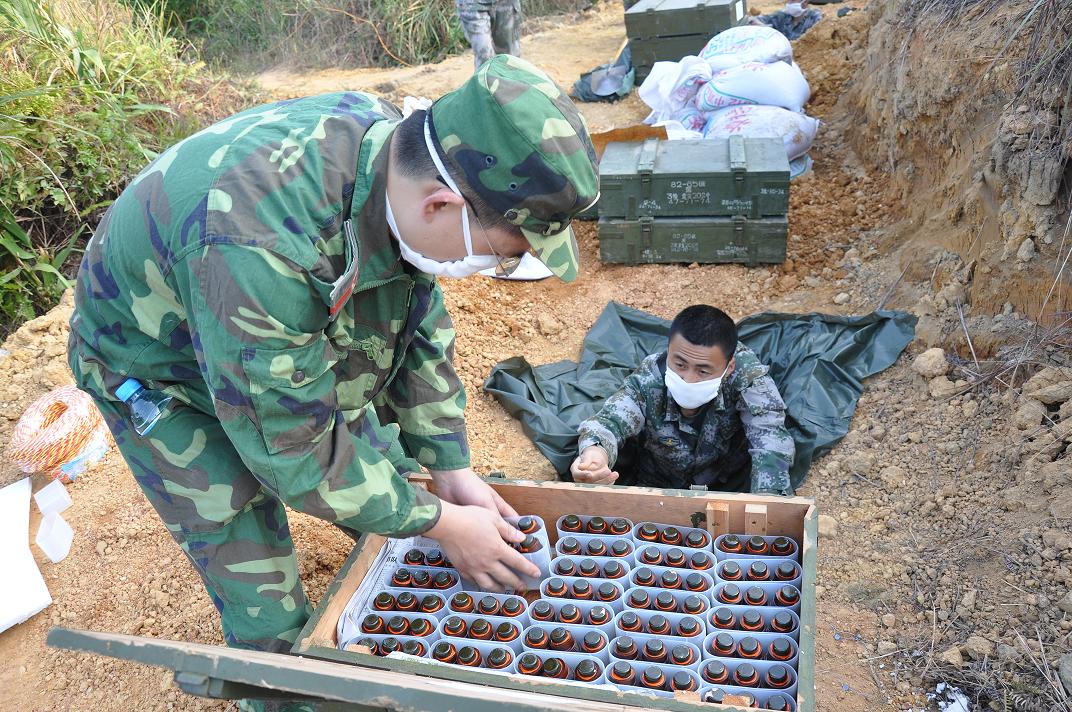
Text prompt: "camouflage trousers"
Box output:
[[456, 0, 522, 69], [87, 392, 414, 711]]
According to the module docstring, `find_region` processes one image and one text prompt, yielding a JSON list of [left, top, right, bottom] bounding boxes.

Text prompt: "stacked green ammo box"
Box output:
[[597, 136, 790, 266], [626, 0, 748, 81]]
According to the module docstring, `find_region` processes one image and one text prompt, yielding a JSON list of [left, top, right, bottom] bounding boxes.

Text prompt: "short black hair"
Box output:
[[392, 110, 521, 236], [668, 305, 737, 357]]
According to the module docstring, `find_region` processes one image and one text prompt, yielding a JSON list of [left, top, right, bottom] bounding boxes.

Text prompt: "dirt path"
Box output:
[[5, 2, 1062, 710], [259, 4, 649, 135]]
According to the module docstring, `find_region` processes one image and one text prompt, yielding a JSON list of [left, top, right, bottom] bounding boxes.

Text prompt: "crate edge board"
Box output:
[[798, 503, 818, 712], [296, 527, 386, 655], [51, 628, 736, 712]]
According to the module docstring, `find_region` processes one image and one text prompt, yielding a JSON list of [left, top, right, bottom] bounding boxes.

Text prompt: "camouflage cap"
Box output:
[[427, 54, 599, 282]]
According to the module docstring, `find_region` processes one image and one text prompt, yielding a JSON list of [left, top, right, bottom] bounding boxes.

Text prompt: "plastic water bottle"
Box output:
[[115, 378, 172, 436]]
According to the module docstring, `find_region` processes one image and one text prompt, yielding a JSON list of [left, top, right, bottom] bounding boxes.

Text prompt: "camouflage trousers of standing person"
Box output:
[[84, 391, 418, 712], [456, 0, 522, 69]]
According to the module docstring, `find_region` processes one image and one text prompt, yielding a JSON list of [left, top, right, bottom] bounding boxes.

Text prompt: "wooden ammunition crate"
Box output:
[[48, 477, 816, 711], [294, 477, 817, 711]]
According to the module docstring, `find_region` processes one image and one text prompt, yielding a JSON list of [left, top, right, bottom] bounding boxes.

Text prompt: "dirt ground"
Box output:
[[1, 2, 1070, 711]]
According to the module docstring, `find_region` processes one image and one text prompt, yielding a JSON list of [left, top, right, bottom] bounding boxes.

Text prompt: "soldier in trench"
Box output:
[[571, 305, 795, 495]]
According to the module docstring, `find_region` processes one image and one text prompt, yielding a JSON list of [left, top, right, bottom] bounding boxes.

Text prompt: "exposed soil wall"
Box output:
[[844, 0, 1071, 323]]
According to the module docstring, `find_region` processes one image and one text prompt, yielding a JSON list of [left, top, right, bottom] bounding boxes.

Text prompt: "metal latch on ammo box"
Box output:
[[639, 216, 654, 247], [729, 135, 747, 197], [638, 137, 659, 200]]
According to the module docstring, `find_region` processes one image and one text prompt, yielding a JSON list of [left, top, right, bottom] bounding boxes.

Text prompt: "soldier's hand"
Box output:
[[430, 468, 519, 525], [570, 446, 619, 485], [427, 501, 541, 592]]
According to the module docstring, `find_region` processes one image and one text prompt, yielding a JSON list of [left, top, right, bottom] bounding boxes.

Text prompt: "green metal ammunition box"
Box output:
[[626, 0, 746, 39], [598, 214, 788, 265], [626, 0, 747, 79], [628, 36, 711, 81], [599, 136, 791, 219]]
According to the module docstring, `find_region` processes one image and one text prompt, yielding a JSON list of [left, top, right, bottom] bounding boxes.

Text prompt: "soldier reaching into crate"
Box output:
[[571, 305, 795, 495], [66, 54, 598, 705]]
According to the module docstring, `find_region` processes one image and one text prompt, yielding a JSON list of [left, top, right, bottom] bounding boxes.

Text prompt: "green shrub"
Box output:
[[0, 0, 254, 334]]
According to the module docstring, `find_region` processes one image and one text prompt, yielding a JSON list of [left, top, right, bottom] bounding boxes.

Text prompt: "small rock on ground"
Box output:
[[1013, 399, 1046, 430], [963, 635, 995, 660], [912, 348, 949, 379], [940, 645, 964, 668]]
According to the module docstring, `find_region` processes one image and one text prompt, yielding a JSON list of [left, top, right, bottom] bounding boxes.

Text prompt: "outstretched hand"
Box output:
[[570, 446, 619, 484]]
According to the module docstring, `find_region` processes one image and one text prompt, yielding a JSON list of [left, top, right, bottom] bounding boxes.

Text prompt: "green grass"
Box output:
[[0, 0, 255, 335], [122, 0, 595, 73]]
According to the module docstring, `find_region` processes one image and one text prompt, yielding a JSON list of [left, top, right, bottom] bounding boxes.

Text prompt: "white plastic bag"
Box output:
[[638, 56, 712, 123], [694, 61, 811, 113], [703, 105, 820, 160], [700, 25, 794, 71]]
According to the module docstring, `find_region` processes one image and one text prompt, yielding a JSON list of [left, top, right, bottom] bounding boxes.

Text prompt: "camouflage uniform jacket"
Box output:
[[576, 344, 794, 494], [68, 92, 467, 537]]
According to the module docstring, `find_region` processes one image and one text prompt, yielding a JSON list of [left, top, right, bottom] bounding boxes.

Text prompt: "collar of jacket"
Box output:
[[655, 351, 727, 423], [348, 117, 409, 292]]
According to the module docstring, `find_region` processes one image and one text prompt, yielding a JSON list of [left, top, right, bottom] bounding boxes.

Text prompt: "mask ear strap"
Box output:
[[460, 204, 476, 257], [424, 113, 476, 257], [424, 114, 463, 195]]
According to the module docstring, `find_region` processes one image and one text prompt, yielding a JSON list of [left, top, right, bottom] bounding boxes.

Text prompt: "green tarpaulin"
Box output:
[[483, 303, 916, 491]]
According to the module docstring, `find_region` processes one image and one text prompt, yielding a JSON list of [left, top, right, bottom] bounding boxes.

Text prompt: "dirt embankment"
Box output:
[[843, 0, 1071, 327]]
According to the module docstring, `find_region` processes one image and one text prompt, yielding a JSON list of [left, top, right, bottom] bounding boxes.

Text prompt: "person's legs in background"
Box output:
[[456, 0, 497, 68], [491, 0, 522, 58]]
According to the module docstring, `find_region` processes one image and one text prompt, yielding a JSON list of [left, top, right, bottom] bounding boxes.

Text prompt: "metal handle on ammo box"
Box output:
[[732, 214, 758, 267], [639, 216, 654, 251], [729, 135, 747, 197], [637, 138, 659, 200]]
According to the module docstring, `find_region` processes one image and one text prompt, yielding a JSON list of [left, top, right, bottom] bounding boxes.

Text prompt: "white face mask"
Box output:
[[385, 192, 497, 278], [784, 2, 805, 16], [382, 115, 500, 279], [664, 363, 729, 409]]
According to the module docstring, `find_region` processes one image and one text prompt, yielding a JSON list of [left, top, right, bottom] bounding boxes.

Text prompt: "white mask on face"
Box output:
[[380, 114, 501, 279], [664, 363, 729, 409], [385, 191, 497, 278], [784, 1, 805, 16]]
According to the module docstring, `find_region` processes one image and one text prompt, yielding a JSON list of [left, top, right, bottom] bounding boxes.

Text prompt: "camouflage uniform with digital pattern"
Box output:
[[456, 0, 522, 69], [576, 344, 795, 495], [67, 56, 596, 712]]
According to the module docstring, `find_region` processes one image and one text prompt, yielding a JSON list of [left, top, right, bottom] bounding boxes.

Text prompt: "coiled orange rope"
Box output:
[[9, 386, 105, 481]]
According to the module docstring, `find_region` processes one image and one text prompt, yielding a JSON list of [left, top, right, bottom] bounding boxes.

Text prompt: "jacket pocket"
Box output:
[[241, 334, 340, 454]]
